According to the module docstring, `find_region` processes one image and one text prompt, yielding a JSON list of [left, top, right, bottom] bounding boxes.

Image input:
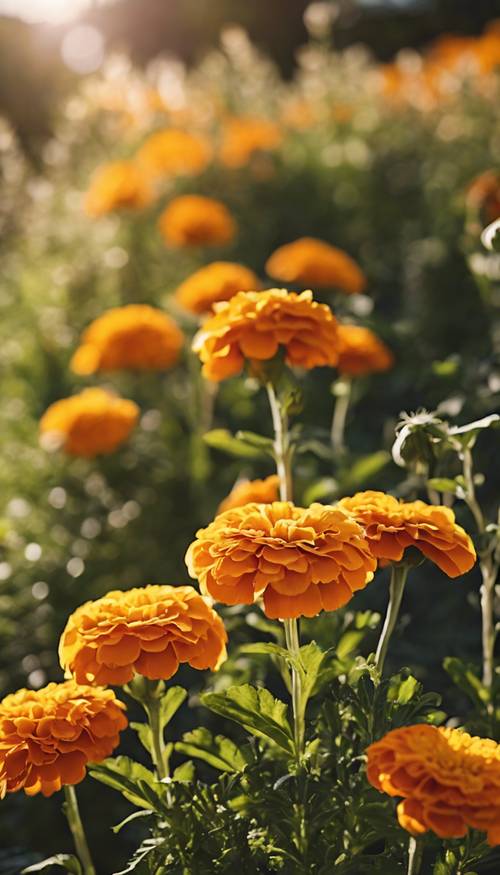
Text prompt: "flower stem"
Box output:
[[407, 836, 423, 875], [375, 564, 409, 673], [146, 697, 168, 781], [284, 617, 305, 758], [331, 376, 352, 454], [63, 785, 96, 875]]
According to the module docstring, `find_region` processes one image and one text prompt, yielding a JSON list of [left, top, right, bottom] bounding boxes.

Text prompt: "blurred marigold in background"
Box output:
[[219, 116, 283, 168], [217, 475, 280, 514], [84, 160, 154, 217], [265, 237, 366, 294], [39, 388, 139, 458], [466, 170, 500, 224], [136, 129, 212, 179], [159, 195, 237, 247], [175, 261, 261, 315], [0, 681, 126, 798], [192, 288, 339, 381], [70, 304, 183, 374], [366, 725, 500, 845], [338, 490, 476, 576], [337, 324, 394, 376], [185, 501, 376, 619], [59, 585, 227, 686]]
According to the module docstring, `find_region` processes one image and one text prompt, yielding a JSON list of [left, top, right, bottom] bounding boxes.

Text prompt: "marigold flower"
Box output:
[[185, 501, 376, 619], [338, 491, 476, 576], [265, 237, 366, 294], [337, 325, 394, 376], [175, 261, 261, 315], [0, 681, 126, 798], [136, 129, 212, 179], [219, 116, 282, 168], [70, 304, 183, 375], [192, 288, 339, 381], [39, 388, 139, 458], [217, 475, 280, 514], [158, 195, 237, 247], [466, 170, 500, 224], [366, 725, 500, 845], [84, 160, 154, 217], [59, 585, 227, 686]]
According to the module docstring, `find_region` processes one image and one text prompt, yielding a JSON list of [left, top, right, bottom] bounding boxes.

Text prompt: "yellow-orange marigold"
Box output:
[[217, 475, 280, 514], [192, 288, 339, 381], [39, 388, 139, 458], [70, 304, 183, 375], [84, 160, 154, 217], [185, 501, 376, 619], [265, 237, 366, 294], [366, 724, 500, 845], [0, 680, 126, 798], [175, 261, 261, 315], [136, 129, 212, 179], [219, 116, 283, 168], [158, 195, 237, 247], [337, 324, 394, 376], [338, 491, 476, 576], [59, 585, 227, 686]]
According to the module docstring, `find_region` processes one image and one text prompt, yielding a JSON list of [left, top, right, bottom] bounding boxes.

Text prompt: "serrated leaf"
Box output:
[[203, 429, 266, 459], [202, 684, 294, 754], [159, 686, 187, 730], [22, 856, 82, 875], [114, 838, 163, 874], [89, 757, 162, 810], [130, 721, 153, 755], [172, 760, 195, 782], [176, 727, 248, 772], [111, 810, 153, 834]]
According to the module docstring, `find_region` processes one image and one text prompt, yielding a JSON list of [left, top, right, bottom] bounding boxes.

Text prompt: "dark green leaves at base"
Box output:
[[202, 684, 294, 755]]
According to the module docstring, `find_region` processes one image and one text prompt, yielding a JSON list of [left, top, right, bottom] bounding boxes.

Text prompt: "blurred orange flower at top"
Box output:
[[466, 170, 500, 224], [265, 237, 367, 294], [60, 585, 227, 687], [338, 490, 476, 576], [70, 304, 183, 375], [175, 261, 261, 315], [0, 681, 126, 798], [159, 195, 237, 247], [192, 288, 340, 382], [136, 129, 212, 179], [185, 501, 376, 619], [219, 116, 283, 168], [366, 724, 500, 845], [337, 324, 394, 376], [217, 475, 280, 514], [39, 388, 139, 458], [84, 160, 154, 217]]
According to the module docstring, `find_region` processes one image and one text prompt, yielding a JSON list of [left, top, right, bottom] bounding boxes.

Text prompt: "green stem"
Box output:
[[284, 617, 305, 758], [375, 564, 409, 673], [63, 785, 96, 875], [331, 376, 352, 454], [146, 698, 168, 781], [407, 836, 423, 875]]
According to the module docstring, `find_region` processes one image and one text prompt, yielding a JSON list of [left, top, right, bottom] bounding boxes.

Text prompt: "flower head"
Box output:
[[217, 475, 280, 514], [70, 304, 183, 375], [192, 288, 339, 381], [84, 161, 154, 217], [466, 170, 500, 225], [136, 129, 212, 179], [219, 116, 282, 168], [185, 501, 376, 619], [158, 195, 237, 247], [59, 585, 227, 686], [337, 325, 394, 376], [338, 491, 476, 576], [0, 681, 126, 797], [40, 388, 139, 457], [175, 261, 261, 315], [265, 237, 366, 294], [366, 725, 500, 845]]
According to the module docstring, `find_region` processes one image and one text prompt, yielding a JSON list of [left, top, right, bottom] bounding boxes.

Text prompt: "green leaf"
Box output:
[[159, 686, 187, 730], [342, 451, 391, 491], [239, 642, 289, 659], [22, 856, 82, 875], [303, 477, 338, 505], [203, 429, 266, 459], [172, 760, 195, 782], [427, 477, 465, 497], [130, 721, 153, 755], [111, 810, 153, 834], [443, 657, 490, 708], [176, 727, 248, 772], [115, 839, 163, 874], [89, 757, 162, 810], [235, 430, 274, 453], [202, 684, 294, 754], [297, 641, 327, 702], [336, 629, 367, 660], [387, 674, 420, 704]]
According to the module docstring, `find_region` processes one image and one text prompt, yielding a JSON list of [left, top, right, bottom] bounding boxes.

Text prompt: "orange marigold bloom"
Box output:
[[136, 129, 212, 179], [59, 585, 227, 686], [192, 288, 339, 381], [185, 501, 376, 619], [217, 475, 280, 514], [337, 324, 394, 376], [84, 160, 154, 217], [39, 388, 139, 458], [175, 261, 261, 315], [466, 170, 500, 224], [219, 116, 283, 168], [0, 681, 126, 798], [366, 725, 500, 845], [158, 195, 237, 248], [338, 491, 476, 576], [70, 304, 183, 375], [266, 237, 367, 294]]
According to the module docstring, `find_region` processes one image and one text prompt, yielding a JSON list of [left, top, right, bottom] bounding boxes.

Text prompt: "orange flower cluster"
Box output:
[[137, 129, 212, 179], [59, 585, 227, 686], [219, 116, 283, 168], [71, 304, 183, 375], [0, 681, 126, 797], [266, 237, 366, 294], [338, 491, 476, 576], [175, 261, 261, 315], [158, 195, 237, 247], [366, 724, 500, 845], [466, 170, 500, 225], [39, 388, 139, 457], [84, 161, 154, 217], [192, 289, 339, 381], [337, 325, 394, 376], [185, 501, 376, 619], [217, 475, 280, 514]]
